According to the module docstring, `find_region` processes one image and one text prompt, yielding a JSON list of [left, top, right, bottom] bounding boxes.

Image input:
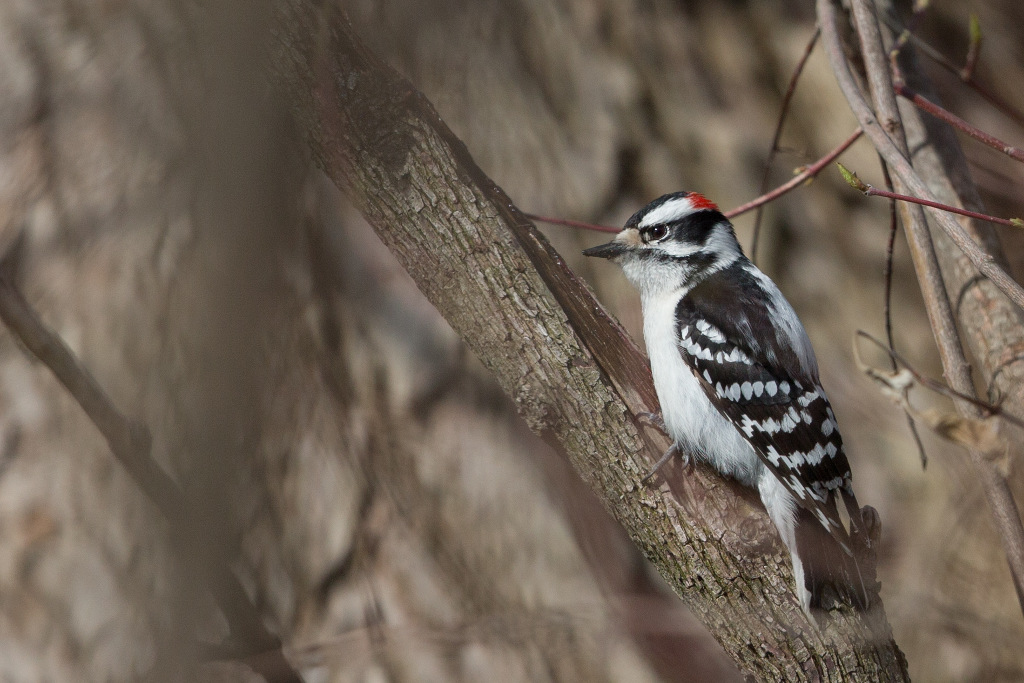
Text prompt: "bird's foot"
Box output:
[[636, 411, 668, 434], [640, 443, 691, 486]]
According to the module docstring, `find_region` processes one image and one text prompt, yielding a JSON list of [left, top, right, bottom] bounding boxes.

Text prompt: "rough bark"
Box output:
[[273, 4, 909, 680]]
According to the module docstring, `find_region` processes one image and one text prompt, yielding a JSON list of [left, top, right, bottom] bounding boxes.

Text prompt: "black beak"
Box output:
[[582, 241, 627, 259]]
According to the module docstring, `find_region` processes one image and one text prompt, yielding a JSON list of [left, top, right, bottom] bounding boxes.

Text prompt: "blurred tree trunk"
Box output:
[[0, 1, 733, 681]]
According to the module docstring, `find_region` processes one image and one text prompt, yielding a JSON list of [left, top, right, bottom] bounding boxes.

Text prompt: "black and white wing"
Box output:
[[677, 263, 867, 606]]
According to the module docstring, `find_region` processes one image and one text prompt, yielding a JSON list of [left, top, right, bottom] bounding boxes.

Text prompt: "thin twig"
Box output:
[[884, 0, 927, 86], [724, 128, 863, 219], [530, 130, 862, 235], [854, 333, 1007, 468], [530, 129, 862, 236], [750, 27, 820, 265], [0, 246, 302, 683], [524, 213, 619, 234], [895, 83, 1024, 164], [879, 160, 898, 366], [838, 163, 1024, 228], [882, 14, 1024, 129], [884, 12, 1019, 127], [857, 331, 1024, 430], [878, 160, 928, 468], [963, 14, 982, 80]]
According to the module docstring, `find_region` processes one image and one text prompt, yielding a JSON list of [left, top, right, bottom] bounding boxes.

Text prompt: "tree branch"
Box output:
[[838, 163, 1023, 228], [273, 3, 909, 680], [894, 82, 1024, 164], [884, 16, 1024, 126]]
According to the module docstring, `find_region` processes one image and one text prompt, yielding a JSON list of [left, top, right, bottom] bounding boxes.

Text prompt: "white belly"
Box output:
[[642, 291, 763, 487]]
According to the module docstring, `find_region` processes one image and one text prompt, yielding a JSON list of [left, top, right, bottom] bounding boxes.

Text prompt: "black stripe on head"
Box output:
[[670, 209, 727, 249], [625, 194, 732, 252], [645, 249, 718, 273]]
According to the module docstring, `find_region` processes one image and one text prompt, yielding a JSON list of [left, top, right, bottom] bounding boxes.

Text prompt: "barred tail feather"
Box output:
[[793, 506, 869, 611]]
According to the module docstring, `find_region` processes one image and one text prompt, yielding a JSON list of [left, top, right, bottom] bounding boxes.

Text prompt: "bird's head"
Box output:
[[583, 191, 742, 295]]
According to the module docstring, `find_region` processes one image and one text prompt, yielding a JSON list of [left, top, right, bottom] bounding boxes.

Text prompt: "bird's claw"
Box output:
[[640, 443, 691, 486], [636, 411, 668, 434]]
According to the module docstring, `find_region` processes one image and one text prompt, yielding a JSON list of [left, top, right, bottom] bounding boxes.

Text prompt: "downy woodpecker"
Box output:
[[584, 191, 868, 613]]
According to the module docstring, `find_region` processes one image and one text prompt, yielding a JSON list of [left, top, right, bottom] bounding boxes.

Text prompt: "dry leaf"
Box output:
[[916, 408, 1009, 475], [854, 332, 1009, 473]]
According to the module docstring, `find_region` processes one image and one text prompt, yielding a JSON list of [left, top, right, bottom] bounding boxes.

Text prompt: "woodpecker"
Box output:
[[583, 191, 869, 614]]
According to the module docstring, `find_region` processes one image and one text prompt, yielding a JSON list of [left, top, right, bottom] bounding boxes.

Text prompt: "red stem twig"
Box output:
[[725, 128, 863, 219], [838, 163, 1024, 228], [884, 15, 1024, 126], [524, 213, 618, 234], [895, 83, 1024, 164], [528, 129, 862, 236]]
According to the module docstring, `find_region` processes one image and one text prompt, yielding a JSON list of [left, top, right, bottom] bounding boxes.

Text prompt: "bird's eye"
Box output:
[[644, 225, 668, 242]]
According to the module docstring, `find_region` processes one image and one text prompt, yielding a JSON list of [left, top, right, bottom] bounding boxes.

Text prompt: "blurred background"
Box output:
[[0, 0, 1022, 681]]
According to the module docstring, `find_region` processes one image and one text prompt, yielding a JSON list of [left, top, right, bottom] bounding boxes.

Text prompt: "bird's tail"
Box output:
[[793, 497, 871, 612]]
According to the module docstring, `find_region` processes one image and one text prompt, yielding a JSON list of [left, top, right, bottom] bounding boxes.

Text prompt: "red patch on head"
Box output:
[[687, 192, 719, 212]]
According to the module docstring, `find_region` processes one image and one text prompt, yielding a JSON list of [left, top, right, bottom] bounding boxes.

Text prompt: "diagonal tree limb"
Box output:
[[820, 0, 1024, 618], [273, 3, 910, 680], [0, 248, 302, 682]]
